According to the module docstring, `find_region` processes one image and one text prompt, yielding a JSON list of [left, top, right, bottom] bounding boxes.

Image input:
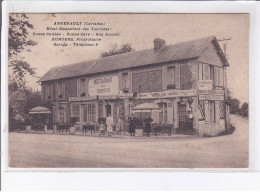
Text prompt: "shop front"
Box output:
[[129, 89, 198, 132]]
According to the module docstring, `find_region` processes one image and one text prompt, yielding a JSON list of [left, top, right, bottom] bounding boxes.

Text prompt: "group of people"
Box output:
[[98, 114, 121, 136], [129, 113, 153, 137], [91, 109, 194, 137]]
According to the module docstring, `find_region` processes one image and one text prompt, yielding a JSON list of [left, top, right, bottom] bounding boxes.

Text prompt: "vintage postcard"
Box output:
[[7, 13, 249, 168]]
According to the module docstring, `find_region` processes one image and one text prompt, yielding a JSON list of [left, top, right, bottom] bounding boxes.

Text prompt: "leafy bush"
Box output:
[[218, 124, 236, 136]]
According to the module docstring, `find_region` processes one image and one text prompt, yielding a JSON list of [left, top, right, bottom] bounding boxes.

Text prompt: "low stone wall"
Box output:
[[198, 119, 225, 136]]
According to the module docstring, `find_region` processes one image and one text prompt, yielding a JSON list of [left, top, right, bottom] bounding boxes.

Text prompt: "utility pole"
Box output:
[[217, 38, 231, 129], [217, 38, 231, 59], [217, 38, 231, 89]]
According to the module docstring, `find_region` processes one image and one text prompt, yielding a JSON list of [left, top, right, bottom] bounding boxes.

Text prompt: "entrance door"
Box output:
[[105, 104, 112, 117], [179, 103, 186, 131]]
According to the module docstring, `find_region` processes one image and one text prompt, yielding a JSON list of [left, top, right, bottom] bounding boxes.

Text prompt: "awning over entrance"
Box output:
[[29, 106, 51, 114], [132, 103, 162, 113]]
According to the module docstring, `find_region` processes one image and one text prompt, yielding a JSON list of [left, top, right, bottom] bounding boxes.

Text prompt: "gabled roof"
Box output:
[[39, 36, 228, 82]]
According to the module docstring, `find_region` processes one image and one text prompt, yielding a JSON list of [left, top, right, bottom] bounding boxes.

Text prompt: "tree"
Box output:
[[240, 102, 249, 118], [9, 13, 38, 90], [100, 43, 134, 58], [226, 96, 240, 114]]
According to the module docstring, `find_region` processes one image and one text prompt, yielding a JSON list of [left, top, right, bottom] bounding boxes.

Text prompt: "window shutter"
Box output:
[[214, 67, 219, 86], [215, 101, 220, 123], [50, 83, 54, 99], [175, 65, 180, 89], [205, 101, 210, 122], [128, 71, 132, 92], [62, 81, 65, 98], [199, 63, 203, 81], [162, 66, 168, 90], [85, 78, 89, 96], [219, 68, 224, 86], [41, 84, 45, 100]]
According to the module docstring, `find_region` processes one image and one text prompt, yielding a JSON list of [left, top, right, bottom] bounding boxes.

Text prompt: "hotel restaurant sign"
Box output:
[[88, 75, 119, 96], [138, 89, 197, 99]]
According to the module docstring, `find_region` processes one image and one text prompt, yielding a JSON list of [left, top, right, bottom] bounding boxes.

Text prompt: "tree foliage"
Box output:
[[240, 102, 248, 118], [100, 43, 134, 58], [9, 13, 38, 89], [226, 96, 240, 114]]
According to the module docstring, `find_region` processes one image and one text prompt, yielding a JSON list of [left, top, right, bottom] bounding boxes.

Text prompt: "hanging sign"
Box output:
[[198, 80, 213, 91]]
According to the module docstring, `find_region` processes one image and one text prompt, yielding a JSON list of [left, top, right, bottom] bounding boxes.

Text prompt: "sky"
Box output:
[[15, 13, 248, 103]]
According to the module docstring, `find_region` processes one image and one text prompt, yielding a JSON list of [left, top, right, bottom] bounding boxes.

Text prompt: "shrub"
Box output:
[[218, 124, 236, 136]]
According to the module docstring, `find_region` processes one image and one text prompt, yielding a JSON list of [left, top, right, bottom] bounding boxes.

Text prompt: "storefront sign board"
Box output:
[[69, 96, 97, 102], [138, 89, 197, 99], [198, 80, 213, 90], [88, 75, 119, 96], [199, 95, 224, 101]]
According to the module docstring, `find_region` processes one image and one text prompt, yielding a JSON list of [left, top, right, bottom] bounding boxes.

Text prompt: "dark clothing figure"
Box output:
[[82, 124, 87, 134], [154, 123, 161, 136], [129, 116, 137, 136], [186, 112, 194, 134], [168, 124, 172, 136], [144, 117, 153, 137]]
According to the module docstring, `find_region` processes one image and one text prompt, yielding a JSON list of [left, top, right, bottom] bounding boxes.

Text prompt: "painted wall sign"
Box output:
[[198, 89, 224, 95], [138, 89, 197, 99], [69, 96, 97, 102], [88, 75, 119, 96], [199, 95, 224, 101], [198, 80, 213, 91]]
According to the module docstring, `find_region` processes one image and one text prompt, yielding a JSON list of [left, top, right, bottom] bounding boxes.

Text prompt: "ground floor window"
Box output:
[[83, 104, 96, 123], [199, 100, 205, 120], [159, 103, 167, 124], [71, 104, 80, 122], [219, 101, 225, 119]]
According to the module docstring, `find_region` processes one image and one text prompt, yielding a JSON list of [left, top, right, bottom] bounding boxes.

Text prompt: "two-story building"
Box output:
[[39, 36, 230, 136]]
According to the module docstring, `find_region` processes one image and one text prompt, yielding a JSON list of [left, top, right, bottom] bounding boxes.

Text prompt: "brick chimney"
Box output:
[[153, 38, 166, 53]]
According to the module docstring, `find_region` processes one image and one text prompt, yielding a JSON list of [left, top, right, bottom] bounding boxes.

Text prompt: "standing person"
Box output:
[[106, 114, 114, 136], [128, 113, 137, 136], [186, 109, 194, 134], [168, 124, 172, 136], [144, 114, 153, 137], [98, 121, 105, 136], [154, 122, 161, 137], [115, 119, 121, 136]]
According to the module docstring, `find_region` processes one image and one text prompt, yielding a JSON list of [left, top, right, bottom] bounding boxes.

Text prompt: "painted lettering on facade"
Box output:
[[88, 75, 119, 96], [138, 89, 197, 99], [198, 80, 213, 91]]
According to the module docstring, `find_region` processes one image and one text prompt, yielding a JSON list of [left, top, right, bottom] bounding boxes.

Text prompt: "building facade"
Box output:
[[39, 36, 230, 136]]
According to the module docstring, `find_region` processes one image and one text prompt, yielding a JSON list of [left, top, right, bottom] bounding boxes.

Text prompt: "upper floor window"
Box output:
[[55, 81, 63, 98], [79, 79, 86, 96], [45, 84, 52, 99], [199, 62, 224, 87], [167, 66, 175, 89], [122, 72, 129, 92], [132, 69, 162, 93]]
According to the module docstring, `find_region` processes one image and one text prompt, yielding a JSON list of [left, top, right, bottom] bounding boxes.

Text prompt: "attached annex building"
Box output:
[[39, 36, 230, 136]]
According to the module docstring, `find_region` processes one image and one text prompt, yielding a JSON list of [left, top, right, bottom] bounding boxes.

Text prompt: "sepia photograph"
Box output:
[[7, 13, 249, 168]]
